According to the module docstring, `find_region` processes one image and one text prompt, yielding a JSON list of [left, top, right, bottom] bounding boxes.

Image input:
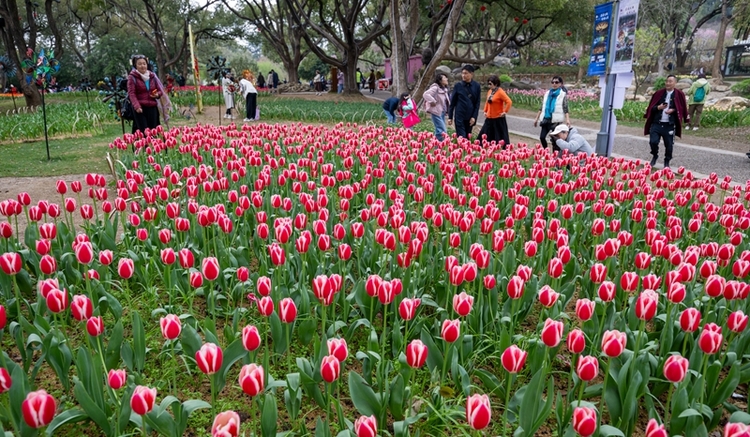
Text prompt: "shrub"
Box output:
[[653, 76, 666, 91], [499, 74, 513, 84], [731, 79, 750, 97]]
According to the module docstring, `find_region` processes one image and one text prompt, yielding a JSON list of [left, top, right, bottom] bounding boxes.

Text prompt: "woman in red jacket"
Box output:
[[127, 55, 170, 134]]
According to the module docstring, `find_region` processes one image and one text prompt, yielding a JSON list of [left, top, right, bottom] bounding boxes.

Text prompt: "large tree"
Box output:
[[286, 0, 389, 94], [221, 0, 309, 83], [0, 0, 65, 106]]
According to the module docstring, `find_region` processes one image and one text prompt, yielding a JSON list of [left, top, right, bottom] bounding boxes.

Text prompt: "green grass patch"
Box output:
[[0, 123, 120, 177]]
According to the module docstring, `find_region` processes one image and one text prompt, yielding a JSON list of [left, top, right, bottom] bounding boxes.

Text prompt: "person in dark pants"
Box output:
[[533, 76, 570, 151], [382, 96, 400, 124], [643, 75, 689, 169], [127, 54, 169, 134], [448, 65, 481, 139]]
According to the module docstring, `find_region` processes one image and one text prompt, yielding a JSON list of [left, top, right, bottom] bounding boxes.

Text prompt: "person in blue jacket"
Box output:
[[448, 65, 481, 139], [382, 96, 400, 124]]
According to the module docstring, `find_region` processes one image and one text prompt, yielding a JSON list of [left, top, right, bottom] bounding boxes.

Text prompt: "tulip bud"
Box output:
[[507, 275, 525, 299], [354, 415, 378, 437], [201, 257, 220, 281], [238, 363, 265, 396], [279, 298, 297, 323], [679, 307, 701, 332], [663, 354, 689, 383], [441, 319, 460, 343], [190, 271, 204, 288], [398, 298, 421, 321], [257, 296, 274, 316], [130, 385, 157, 415], [699, 323, 723, 355], [635, 289, 659, 321], [22, 390, 57, 428], [0, 252, 22, 275], [601, 330, 627, 357], [567, 328, 586, 354], [572, 407, 597, 437], [575, 298, 595, 322], [728, 310, 749, 333], [117, 258, 134, 279], [212, 411, 241, 437], [452, 292, 474, 317], [108, 369, 127, 390], [71, 295, 93, 321], [327, 338, 349, 362], [645, 419, 668, 437], [46, 288, 69, 313], [501, 345, 527, 373], [724, 422, 750, 437], [576, 355, 599, 381], [196, 343, 223, 375], [320, 355, 341, 383], [538, 285, 559, 308], [465, 394, 491, 430], [86, 316, 105, 337], [541, 318, 564, 347], [0, 367, 9, 393], [160, 314, 182, 340], [406, 339, 428, 368]]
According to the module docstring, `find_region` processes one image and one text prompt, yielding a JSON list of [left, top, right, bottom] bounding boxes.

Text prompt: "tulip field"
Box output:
[[3, 121, 750, 437]]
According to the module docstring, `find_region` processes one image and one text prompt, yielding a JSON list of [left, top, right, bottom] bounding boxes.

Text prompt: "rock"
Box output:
[[709, 78, 725, 87], [435, 65, 452, 75], [678, 78, 693, 86], [625, 94, 647, 102], [714, 85, 730, 93], [278, 83, 311, 93], [707, 96, 750, 111], [508, 80, 537, 90], [644, 73, 660, 84], [490, 56, 513, 68], [675, 82, 690, 90]]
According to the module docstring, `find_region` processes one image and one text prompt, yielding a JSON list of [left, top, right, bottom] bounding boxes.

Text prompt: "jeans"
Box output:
[[338, 84, 344, 94], [431, 114, 447, 141], [384, 109, 397, 124]]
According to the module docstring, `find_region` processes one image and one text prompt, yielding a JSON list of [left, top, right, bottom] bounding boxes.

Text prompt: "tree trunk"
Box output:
[[712, 0, 731, 78], [389, 0, 408, 96], [21, 81, 42, 107], [344, 50, 360, 94]]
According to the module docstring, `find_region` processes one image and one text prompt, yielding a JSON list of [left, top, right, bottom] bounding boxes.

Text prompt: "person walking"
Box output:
[[548, 124, 594, 156], [222, 71, 236, 119], [127, 54, 171, 134], [533, 75, 570, 151], [382, 96, 400, 124], [240, 69, 258, 122], [685, 73, 710, 131], [422, 72, 451, 141], [368, 69, 376, 94], [314, 70, 325, 95], [448, 65, 481, 139], [478, 74, 513, 147], [643, 74, 689, 168], [272, 70, 279, 91], [337, 70, 344, 93], [256, 72, 266, 90], [356, 68, 363, 90]]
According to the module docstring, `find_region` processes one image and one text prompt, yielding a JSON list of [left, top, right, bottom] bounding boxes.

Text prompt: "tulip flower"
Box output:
[[572, 406, 597, 437], [0, 367, 11, 393], [117, 258, 135, 279], [567, 328, 586, 354], [201, 257, 220, 281], [22, 389, 57, 428], [238, 364, 265, 396], [0, 252, 22, 275], [680, 307, 701, 332], [704, 274, 726, 298], [130, 386, 157, 415], [541, 318, 564, 347], [575, 298, 595, 322], [576, 355, 599, 381], [501, 345, 527, 373], [160, 248, 176, 265], [725, 422, 750, 437], [441, 319, 460, 343], [399, 298, 421, 321], [71, 295, 93, 322], [279, 298, 297, 323], [601, 330, 627, 358], [108, 369, 127, 390], [465, 394, 491, 430], [0, 304, 5, 329], [320, 355, 341, 383], [212, 411, 241, 437], [597, 281, 616, 302], [196, 343, 223, 375], [728, 310, 748, 333], [46, 288, 68, 313], [354, 415, 378, 437], [327, 338, 349, 362], [160, 314, 182, 340], [452, 292, 474, 316], [483, 274, 496, 289], [663, 354, 689, 383], [507, 275, 525, 299], [190, 271, 204, 288], [699, 323, 723, 355], [635, 289, 659, 321], [645, 419, 668, 437], [406, 339, 428, 368], [86, 316, 104, 337], [589, 263, 607, 283], [538, 285, 559, 308], [257, 296, 274, 316], [178, 248, 195, 269]]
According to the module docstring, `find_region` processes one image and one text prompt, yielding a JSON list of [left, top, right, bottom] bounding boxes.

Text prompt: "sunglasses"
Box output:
[[551, 81, 561, 84]]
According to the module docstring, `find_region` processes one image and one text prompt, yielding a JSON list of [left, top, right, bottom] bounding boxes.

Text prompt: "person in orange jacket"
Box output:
[[478, 74, 512, 147]]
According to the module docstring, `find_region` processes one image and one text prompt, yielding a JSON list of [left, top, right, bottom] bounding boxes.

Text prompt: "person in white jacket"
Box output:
[[240, 70, 258, 122], [422, 73, 451, 141], [222, 72, 236, 119], [549, 124, 594, 156]]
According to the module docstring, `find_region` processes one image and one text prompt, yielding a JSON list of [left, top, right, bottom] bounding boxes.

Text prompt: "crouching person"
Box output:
[[549, 124, 594, 157]]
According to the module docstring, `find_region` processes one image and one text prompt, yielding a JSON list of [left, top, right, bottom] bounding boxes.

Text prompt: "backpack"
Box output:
[[694, 85, 706, 103]]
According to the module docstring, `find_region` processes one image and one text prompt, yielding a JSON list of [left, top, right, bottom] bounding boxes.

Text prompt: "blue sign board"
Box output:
[[587, 2, 614, 76]]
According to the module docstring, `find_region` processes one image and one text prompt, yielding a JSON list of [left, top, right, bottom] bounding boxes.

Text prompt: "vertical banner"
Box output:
[[188, 24, 203, 114], [611, 0, 640, 74], [587, 2, 614, 76]]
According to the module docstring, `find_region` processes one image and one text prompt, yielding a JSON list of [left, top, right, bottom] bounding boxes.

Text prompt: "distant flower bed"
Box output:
[[507, 89, 598, 102]]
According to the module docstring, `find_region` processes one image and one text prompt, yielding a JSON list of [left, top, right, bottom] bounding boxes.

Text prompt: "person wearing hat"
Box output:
[[448, 65, 481, 139], [548, 124, 594, 156]]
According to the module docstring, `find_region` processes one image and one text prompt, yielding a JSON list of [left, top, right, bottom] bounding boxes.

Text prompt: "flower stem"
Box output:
[[598, 358, 609, 429], [504, 373, 513, 437], [665, 382, 675, 429]]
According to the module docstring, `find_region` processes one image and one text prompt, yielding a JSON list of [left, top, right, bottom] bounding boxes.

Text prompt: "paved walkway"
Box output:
[[363, 89, 750, 183]]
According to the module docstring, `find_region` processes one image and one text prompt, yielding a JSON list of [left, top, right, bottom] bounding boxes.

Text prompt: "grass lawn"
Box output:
[[0, 123, 121, 178]]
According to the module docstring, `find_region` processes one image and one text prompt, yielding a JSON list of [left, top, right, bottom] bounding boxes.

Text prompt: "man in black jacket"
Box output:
[[448, 65, 481, 139]]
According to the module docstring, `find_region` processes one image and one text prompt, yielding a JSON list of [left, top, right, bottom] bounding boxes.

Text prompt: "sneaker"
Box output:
[[243, 118, 252, 122], [230, 115, 236, 120], [649, 156, 658, 166], [693, 127, 699, 131]]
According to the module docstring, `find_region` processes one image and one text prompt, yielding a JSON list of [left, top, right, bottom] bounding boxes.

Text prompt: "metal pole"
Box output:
[[595, 0, 620, 157], [42, 87, 50, 160]]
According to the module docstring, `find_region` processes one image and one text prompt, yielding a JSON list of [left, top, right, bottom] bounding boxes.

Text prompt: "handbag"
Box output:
[[403, 110, 421, 128]]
